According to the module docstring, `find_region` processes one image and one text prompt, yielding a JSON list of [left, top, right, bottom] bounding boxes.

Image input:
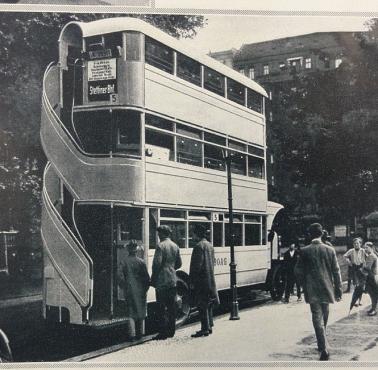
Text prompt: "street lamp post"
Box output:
[[224, 153, 240, 321]]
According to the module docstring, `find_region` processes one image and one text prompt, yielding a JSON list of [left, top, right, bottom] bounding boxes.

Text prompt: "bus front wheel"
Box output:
[[270, 264, 285, 301]]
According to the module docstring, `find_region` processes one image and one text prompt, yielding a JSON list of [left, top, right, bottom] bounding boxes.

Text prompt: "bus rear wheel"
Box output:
[[175, 279, 191, 328], [270, 264, 285, 301]]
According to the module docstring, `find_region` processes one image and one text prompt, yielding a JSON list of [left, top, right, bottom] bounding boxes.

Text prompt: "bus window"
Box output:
[[145, 36, 174, 74], [145, 129, 174, 161], [230, 151, 246, 176], [225, 223, 242, 246], [262, 216, 267, 245], [204, 67, 225, 97], [145, 114, 173, 131], [204, 144, 225, 171], [245, 223, 261, 245], [73, 110, 112, 154], [160, 221, 186, 248], [104, 32, 123, 50], [176, 125, 202, 167], [149, 209, 158, 250], [213, 222, 223, 247], [247, 88, 263, 114], [188, 222, 211, 248], [125, 32, 142, 61], [114, 111, 141, 156], [227, 78, 245, 106], [176, 52, 201, 86], [248, 156, 265, 179], [248, 145, 264, 157]]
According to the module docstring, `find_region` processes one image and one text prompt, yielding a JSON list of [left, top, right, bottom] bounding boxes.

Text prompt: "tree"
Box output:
[[268, 20, 378, 235]]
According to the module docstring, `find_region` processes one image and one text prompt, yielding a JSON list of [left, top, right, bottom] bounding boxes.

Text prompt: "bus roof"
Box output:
[[60, 17, 268, 98]]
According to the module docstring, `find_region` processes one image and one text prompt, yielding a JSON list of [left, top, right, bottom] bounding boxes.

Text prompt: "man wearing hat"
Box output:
[[151, 225, 182, 340], [295, 223, 342, 361], [117, 240, 150, 341], [189, 224, 219, 337]]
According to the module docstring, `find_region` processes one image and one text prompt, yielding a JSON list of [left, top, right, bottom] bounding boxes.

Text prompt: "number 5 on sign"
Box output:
[[110, 94, 119, 104], [212, 213, 219, 222]]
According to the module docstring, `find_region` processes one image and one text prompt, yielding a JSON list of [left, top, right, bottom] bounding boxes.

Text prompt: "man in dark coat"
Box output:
[[151, 225, 182, 340], [189, 225, 219, 337], [118, 240, 150, 341], [295, 223, 342, 361], [283, 242, 301, 303]]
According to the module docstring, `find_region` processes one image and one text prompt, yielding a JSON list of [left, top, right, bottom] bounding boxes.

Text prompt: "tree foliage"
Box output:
[[268, 19, 378, 231]]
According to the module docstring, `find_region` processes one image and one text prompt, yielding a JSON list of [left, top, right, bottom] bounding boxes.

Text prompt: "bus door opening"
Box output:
[[114, 206, 144, 316], [74, 204, 144, 320]]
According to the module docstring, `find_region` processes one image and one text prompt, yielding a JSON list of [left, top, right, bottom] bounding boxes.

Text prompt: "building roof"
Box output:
[[234, 32, 361, 63], [60, 17, 268, 97]]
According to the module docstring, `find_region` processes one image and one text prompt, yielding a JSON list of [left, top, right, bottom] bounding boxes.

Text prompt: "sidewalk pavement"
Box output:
[[87, 291, 378, 363]]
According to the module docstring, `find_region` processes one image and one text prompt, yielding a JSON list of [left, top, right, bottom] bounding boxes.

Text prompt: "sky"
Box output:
[[180, 15, 371, 54]]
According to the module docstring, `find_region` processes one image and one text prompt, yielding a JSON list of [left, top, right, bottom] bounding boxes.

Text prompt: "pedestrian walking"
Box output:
[[117, 240, 150, 341], [189, 225, 219, 338], [294, 223, 343, 361], [151, 225, 182, 340], [361, 242, 378, 316], [283, 242, 301, 303], [344, 237, 366, 305]]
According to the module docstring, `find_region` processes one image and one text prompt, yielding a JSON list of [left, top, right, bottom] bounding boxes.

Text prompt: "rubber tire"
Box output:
[[270, 264, 286, 301], [175, 279, 191, 328]]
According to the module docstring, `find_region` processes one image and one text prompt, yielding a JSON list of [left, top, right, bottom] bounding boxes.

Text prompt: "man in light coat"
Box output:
[[189, 225, 219, 337], [295, 223, 342, 361], [151, 225, 182, 340]]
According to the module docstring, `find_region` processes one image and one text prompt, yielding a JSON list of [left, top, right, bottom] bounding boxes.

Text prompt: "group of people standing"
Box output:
[[344, 237, 378, 316], [117, 224, 217, 341]]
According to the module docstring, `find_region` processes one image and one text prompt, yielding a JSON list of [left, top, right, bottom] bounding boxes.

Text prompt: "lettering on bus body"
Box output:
[[88, 58, 118, 102], [214, 257, 228, 266]]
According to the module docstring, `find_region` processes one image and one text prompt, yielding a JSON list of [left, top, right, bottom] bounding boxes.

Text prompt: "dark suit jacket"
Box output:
[[294, 239, 342, 304], [283, 249, 300, 273], [189, 238, 219, 305], [151, 237, 182, 290]]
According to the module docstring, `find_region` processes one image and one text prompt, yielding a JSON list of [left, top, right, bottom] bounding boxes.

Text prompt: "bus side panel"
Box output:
[[146, 161, 267, 212], [145, 67, 265, 146], [146, 247, 269, 301]]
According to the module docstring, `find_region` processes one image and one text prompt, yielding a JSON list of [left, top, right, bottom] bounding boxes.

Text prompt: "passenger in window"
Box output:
[[151, 225, 182, 340], [117, 240, 150, 341], [189, 225, 219, 338]]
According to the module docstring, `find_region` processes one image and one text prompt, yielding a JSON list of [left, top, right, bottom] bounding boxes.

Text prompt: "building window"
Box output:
[[249, 68, 255, 79], [263, 65, 269, 75], [305, 58, 312, 69], [335, 58, 342, 68], [176, 52, 201, 86]]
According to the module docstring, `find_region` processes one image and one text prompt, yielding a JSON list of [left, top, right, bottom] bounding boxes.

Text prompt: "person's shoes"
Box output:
[[354, 304, 359, 307], [367, 308, 374, 314], [153, 334, 167, 340], [297, 297, 302, 302], [191, 330, 209, 338], [282, 298, 289, 304], [345, 288, 350, 293], [319, 350, 330, 361], [208, 328, 213, 335], [358, 302, 363, 306], [368, 310, 377, 316]]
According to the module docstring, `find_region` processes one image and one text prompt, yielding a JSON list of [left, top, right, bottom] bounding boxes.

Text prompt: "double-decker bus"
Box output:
[[41, 17, 284, 328]]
